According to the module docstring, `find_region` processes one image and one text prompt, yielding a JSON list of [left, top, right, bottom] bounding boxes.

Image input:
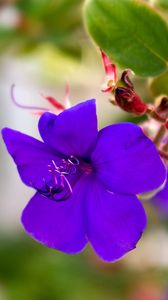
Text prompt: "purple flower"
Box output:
[[151, 174, 168, 217], [2, 99, 166, 262]]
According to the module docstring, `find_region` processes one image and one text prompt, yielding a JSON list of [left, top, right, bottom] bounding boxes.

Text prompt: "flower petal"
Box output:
[[91, 123, 166, 194], [21, 176, 88, 254], [2, 128, 61, 191], [151, 175, 168, 216], [87, 179, 147, 262], [38, 99, 98, 157]]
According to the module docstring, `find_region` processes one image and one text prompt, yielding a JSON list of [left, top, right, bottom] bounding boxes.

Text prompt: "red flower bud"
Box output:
[[115, 87, 148, 116]]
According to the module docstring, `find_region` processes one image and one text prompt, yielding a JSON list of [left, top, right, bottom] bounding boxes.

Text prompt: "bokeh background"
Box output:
[[1, 1, 168, 299]]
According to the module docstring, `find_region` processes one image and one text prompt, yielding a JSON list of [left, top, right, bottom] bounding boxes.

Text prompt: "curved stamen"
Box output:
[[62, 174, 73, 195], [68, 155, 79, 165], [59, 156, 79, 175], [11, 84, 50, 112], [41, 95, 65, 110], [40, 156, 80, 202]]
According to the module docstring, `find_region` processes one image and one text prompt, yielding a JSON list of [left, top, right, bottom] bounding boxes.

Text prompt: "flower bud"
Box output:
[[121, 69, 134, 89], [115, 87, 148, 116]]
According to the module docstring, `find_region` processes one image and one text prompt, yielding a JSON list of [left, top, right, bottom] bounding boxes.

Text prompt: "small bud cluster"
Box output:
[[100, 49, 168, 161]]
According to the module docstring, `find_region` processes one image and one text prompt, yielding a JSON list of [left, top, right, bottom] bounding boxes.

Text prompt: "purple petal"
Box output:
[[21, 176, 88, 254], [2, 128, 61, 191], [38, 99, 98, 157], [151, 175, 168, 216], [91, 123, 166, 194], [87, 179, 147, 262]]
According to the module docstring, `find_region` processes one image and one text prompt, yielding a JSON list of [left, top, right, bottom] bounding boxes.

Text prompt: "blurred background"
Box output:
[[0, 0, 168, 299]]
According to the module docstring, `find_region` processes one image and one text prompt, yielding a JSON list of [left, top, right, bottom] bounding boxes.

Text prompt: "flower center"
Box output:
[[38, 155, 81, 202], [80, 159, 93, 174]]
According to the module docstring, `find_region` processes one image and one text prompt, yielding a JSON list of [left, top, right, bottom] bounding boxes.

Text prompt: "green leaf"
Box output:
[[84, 0, 168, 76], [155, 0, 168, 9], [150, 71, 168, 96]]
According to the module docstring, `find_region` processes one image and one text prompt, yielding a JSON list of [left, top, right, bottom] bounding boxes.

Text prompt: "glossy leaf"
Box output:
[[84, 0, 168, 76]]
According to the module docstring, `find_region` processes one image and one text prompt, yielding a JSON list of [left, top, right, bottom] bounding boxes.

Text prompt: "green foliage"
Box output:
[[155, 0, 168, 9], [0, 237, 129, 300], [150, 71, 168, 96], [0, 0, 85, 58], [0, 28, 18, 52], [84, 0, 168, 76], [0, 236, 167, 300]]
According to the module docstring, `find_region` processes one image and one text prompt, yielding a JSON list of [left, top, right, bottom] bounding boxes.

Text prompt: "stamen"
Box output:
[[41, 95, 65, 110], [63, 175, 73, 195], [11, 84, 49, 112], [39, 156, 80, 202], [11, 83, 71, 115]]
